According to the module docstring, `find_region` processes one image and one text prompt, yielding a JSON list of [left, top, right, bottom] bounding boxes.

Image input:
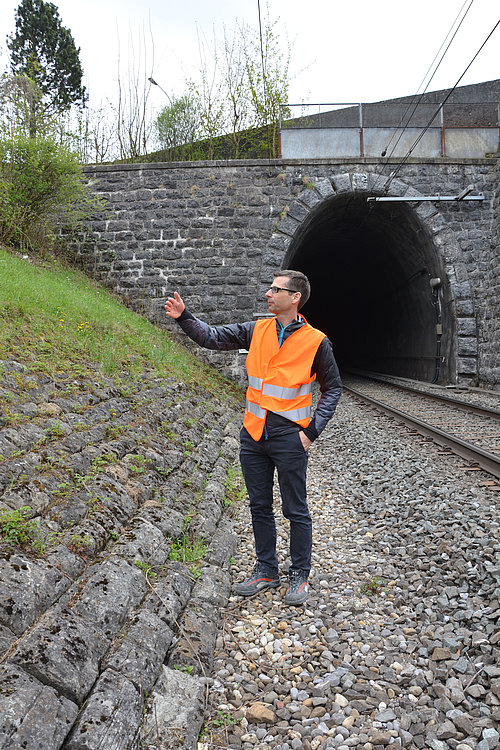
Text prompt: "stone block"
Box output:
[[0, 552, 70, 635], [415, 201, 439, 220], [136, 503, 185, 539], [457, 357, 478, 375], [458, 337, 478, 355], [0, 663, 78, 750], [110, 518, 171, 567], [190, 563, 232, 610], [314, 178, 335, 198], [297, 189, 321, 209], [387, 177, 410, 197], [70, 558, 147, 640], [11, 606, 110, 704], [140, 667, 206, 750], [61, 426, 106, 453], [331, 173, 352, 193], [167, 601, 218, 674], [287, 201, 309, 222], [205, 523, 238, 568], [427, 214, 448, 234], [86, 474, 137, 525], [351, 172, 370, 191], [455, 299, 475, 316], [453, 282, 473, 300], [2, 424, 45, 450], [276, 215, 300, 237], [457, 318, 477, 336], [140, 564, 193, 628], [0, 434, 16, 458], [64, 669, 143, 750], [2, 484, 50, 515], [105, 611, 174, 693]]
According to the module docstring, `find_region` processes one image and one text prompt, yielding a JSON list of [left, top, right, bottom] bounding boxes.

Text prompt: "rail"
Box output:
[[343, 376, 500, 480]]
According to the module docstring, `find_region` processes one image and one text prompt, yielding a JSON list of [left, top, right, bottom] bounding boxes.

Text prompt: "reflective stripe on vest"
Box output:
[[247, 375, 263, 390], [273, 404, 312, 421], [262, 382, 313, 399], [246, 400, 267, 419]]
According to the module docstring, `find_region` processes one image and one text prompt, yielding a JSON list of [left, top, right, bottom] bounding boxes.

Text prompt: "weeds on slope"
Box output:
[[0, 247, 242, 401]]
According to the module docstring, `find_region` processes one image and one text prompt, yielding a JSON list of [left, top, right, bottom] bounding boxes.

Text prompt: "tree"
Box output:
[[187, 26, 227, 160], [0, 133, 102, 252], [7, 0, 86, 137], [242, 11, 291, 158], [187, 8, 291, 160], [155, 94, 199, 160], [115, 24, 155, 160], [0, 73, 42, 139], [221, 24, 253, 158]]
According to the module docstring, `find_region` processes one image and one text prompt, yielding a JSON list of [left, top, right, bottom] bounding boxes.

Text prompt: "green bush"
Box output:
[[0, 505, 47, 553], [0, 134, 101, 253]]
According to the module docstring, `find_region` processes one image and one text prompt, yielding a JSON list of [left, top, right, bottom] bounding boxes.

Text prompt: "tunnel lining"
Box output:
[[266, 172, 477, 384]]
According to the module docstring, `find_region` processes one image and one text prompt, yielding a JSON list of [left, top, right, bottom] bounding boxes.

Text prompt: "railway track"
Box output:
[[342, 374, 500, 480]]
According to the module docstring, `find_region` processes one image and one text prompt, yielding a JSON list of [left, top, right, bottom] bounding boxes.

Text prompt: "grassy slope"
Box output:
[[0, 247, 242, 401]]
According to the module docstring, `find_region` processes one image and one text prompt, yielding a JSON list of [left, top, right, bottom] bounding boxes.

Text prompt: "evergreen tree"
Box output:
[[7, 0, 86, 136]]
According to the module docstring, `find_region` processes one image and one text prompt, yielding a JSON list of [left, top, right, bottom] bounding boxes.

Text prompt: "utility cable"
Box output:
[[257, 0, 274, 167], [384, 15, 500, 191], [372, 0, 474, 192], [414, 0, 474, 97], [375, 0, 473, 169]]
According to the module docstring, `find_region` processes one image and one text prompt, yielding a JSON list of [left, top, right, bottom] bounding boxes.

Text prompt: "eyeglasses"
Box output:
[[269, 285, 299, 295]]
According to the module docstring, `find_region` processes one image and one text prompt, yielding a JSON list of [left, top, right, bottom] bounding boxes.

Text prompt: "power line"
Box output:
[[416, 0, 474, 95], [256, 0, 273, 166], [385, 15, 500, 190], [372, 0, 474, 192]]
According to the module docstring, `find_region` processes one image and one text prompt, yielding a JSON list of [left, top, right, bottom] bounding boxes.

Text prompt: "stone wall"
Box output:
[[72, 157, 499, 386], [486, 159, 500, 385]]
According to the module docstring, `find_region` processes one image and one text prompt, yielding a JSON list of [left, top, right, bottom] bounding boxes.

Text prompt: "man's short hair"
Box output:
[[275, 269, 310, 310]]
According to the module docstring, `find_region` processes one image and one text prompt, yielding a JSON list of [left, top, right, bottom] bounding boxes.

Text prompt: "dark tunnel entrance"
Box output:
[[283, 192, 452, 383]]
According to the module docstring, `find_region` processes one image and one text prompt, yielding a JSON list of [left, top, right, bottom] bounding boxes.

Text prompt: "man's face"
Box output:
[[265, 275, 300, 316]]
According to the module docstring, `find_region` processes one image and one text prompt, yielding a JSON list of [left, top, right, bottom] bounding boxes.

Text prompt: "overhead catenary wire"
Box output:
[[372, 0, 475, 192], [384, 15, 500, 191]]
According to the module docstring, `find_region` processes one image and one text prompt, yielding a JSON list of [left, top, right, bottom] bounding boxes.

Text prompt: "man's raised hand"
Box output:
[[165, 292, 185, 319]]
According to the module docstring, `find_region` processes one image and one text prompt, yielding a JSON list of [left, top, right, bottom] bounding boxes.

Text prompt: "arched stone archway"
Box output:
[[266, 172, 477, 383]]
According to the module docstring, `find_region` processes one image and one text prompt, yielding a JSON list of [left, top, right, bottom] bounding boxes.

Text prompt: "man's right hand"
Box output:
[[165, 292, 185, 319]]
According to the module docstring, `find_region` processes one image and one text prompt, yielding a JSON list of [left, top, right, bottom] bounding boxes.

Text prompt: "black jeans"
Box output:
[[239, 426, 311, 575]]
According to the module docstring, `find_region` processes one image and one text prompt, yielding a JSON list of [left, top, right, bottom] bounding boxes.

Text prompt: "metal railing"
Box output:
[[279, 102, 500, 158]]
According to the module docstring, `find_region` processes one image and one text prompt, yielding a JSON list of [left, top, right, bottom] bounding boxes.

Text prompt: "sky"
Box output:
[[0, 0, 498, 115]]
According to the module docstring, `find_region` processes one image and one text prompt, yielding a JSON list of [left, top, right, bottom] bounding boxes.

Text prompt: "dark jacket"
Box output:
[[176, 309, 342, 442]]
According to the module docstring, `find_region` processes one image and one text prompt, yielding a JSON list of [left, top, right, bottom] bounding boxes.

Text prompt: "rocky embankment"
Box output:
[[0, 357, 242, 749]]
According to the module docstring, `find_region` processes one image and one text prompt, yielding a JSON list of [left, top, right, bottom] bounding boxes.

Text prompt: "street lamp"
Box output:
[[148, 77, 172, 104]]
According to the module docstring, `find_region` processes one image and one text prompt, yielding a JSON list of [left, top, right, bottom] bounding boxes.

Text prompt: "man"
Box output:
[[165, 270, 342, 605]]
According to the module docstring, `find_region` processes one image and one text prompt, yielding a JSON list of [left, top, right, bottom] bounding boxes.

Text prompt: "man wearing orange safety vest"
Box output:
[[165, 270, 342, 605]]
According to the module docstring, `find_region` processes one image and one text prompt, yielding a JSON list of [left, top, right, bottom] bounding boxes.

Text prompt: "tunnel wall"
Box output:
[[73, 158, 499, 387]]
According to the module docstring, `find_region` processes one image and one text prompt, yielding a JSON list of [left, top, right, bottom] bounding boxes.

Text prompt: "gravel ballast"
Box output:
[[201, 393, 500, 750]]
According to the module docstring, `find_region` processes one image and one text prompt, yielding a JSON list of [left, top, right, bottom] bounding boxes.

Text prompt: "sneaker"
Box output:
[[285, 569, 309, 605], [235, 563, 280, 596]]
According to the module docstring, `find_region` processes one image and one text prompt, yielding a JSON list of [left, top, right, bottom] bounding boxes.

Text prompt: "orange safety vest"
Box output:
[[243, 316, 326, 440]]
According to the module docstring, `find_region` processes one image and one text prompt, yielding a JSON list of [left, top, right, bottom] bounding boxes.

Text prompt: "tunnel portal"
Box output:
[[283, 192, 451, 383]]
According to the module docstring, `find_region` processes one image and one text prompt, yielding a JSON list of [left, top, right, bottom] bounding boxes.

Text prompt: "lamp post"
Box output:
[[148, 77, 172, 105]]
